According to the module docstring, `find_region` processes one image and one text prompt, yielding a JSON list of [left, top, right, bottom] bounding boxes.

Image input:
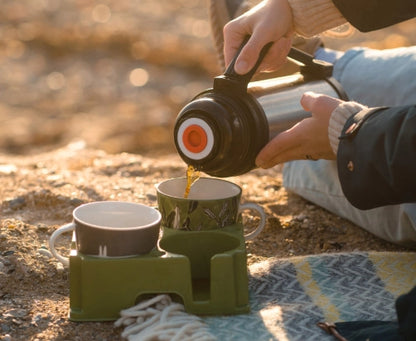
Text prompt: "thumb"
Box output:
[[301, 92, 343, 115], [300, 91, 320, 112]]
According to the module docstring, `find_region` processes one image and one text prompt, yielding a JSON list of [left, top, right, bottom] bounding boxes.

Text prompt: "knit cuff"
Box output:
[[287, 0, 347, 37], [328, 102, 367, 155]]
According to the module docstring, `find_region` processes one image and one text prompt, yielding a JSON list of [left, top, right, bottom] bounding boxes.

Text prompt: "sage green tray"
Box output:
[[69, 224, 250, 321]]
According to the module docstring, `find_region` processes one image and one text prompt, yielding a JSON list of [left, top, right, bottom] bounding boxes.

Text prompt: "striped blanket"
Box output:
[[204, 252, 416, 340]]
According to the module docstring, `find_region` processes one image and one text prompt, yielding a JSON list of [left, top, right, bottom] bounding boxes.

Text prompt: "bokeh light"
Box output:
[[92, 4, 111, 23], [46, 72, 66, 90], [5, 40, 26, 59], [129, 68, 149, 87], [192, 20, 209, 38]]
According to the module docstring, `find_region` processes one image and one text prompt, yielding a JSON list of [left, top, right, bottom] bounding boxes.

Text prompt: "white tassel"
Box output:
[[115, 294, 216, 341]]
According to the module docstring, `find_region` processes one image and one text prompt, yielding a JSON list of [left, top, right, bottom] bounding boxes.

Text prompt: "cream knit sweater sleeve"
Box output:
[[287, 0, 346, 37], [328, 102, 368, 154]]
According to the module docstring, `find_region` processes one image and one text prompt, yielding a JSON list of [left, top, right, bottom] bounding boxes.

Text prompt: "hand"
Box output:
[[223, 0, 295, 75], [255, 92, 344, 168]]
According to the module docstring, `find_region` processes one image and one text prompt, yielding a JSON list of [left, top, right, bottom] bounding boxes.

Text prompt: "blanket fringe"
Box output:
[[115, 294, 217, 341]]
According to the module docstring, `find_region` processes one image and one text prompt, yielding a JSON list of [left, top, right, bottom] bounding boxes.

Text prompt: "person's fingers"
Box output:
[[257, 36, 292, 72], [258, 145, 318, 168], [223, 21, 250, 68], [231, 31, 275, 74], [224, 19, 293, 74], [230, 30, 293, 74], [255, 123, 305, 168], [255, 106, 338, 168]]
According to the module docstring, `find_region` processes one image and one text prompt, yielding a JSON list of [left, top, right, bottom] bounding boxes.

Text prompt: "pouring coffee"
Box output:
[[174, 37, 348, 177]]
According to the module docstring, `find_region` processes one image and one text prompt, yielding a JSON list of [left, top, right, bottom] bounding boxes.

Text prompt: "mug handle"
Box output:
[[49, 222, 75, 267], [239, 203, 266, 241]]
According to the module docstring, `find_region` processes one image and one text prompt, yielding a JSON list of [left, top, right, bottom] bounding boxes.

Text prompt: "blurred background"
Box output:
[[0, 0, 415, 156]]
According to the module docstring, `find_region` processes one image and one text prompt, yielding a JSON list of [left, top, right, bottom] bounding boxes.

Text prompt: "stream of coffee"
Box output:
[[183, 165, 200, 198]]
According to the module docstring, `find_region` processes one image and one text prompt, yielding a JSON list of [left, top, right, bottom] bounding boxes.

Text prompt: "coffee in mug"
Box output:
[[156, 177, 265, 240]]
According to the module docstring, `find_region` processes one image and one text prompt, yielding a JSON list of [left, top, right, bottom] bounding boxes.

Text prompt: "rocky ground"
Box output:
[[0, 1, 415, 340]]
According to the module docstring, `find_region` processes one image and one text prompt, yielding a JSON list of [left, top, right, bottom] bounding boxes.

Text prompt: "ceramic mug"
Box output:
[[49, 201, 161, 266], [155, 177, 266, 240]]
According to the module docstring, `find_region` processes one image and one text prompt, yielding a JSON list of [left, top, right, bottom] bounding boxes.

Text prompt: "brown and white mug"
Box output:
[[49, 201, 161, 266]]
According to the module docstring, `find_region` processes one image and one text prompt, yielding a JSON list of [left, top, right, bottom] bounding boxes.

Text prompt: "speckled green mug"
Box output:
[[155, 177, 266, 240]]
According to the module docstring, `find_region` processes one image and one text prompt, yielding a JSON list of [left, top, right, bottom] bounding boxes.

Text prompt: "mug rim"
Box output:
[[72, 201, 161, 231], [155, 176, 242, 200]]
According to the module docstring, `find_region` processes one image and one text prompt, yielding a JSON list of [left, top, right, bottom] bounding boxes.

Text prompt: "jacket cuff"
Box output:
[[329, 102, 367, 154], [287, 0, 347, 37]]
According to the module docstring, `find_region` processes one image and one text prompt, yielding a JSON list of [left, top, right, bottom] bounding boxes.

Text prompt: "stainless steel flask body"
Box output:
[[174, 41, 347, 177], [249, 74, 342, 139]]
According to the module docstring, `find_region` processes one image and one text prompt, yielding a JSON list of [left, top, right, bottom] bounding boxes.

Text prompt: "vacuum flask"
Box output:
[[174, 38, 347, 177]]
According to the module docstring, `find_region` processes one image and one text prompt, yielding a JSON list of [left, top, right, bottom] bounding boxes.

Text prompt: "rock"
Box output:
[[0, 164, 17, 175], [69, 198, 84, 206], [7, 196, 26, 210], [0, 260, 6, 273], [4, 308, 28, 320], [56, 262, 65, 274], [37, 247, 53, 258], [146, 194, 157, 201], [295, 213, 307, 222], [36, 224, 49, 232], [0, 324, 11, 333], [1, 334, 12, 341], [264, 184, 280, 191]]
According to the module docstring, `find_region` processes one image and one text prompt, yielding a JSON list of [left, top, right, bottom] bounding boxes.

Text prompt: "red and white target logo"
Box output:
[[176, 118, 214, 160]]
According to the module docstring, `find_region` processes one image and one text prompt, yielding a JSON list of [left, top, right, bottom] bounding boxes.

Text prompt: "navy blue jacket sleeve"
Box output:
[[337, 106, 416, 209], [332, 0, 416, 32]]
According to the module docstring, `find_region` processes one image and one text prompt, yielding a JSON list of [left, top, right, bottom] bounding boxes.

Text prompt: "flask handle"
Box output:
[[288, 47, 333, 79], [214, 36, 334, 93], [221, 36, 273, 91]]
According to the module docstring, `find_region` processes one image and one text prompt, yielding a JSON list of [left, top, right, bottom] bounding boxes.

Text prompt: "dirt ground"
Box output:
[[1, 1, 415, 340]]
